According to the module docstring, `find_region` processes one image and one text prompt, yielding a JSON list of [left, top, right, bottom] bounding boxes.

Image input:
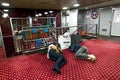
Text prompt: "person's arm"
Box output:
[[57, 47, 62, 53], [55, 43, 62, 53], [50, 45, 62, 53]]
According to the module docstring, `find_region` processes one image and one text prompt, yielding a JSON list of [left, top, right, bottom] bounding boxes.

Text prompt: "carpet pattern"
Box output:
[[0, 39, 120, 80], [0, 47, 5, 59]]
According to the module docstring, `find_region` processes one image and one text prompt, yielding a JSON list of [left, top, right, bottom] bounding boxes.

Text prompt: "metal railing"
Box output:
[[49, 24, 98, 41]]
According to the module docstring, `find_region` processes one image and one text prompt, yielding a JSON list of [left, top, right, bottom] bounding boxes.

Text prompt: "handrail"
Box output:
[[86, 24, 96, 32], [21, 24, 98, 42]]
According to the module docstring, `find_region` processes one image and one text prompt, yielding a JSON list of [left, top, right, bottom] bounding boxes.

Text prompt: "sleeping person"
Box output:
[[47, 43, 67, 74]]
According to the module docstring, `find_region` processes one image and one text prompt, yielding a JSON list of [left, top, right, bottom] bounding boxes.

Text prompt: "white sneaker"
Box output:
[[88, 54, 96, 63]]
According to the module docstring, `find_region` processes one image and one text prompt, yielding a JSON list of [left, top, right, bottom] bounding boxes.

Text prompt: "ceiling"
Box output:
[[0, 0, 120, 10]]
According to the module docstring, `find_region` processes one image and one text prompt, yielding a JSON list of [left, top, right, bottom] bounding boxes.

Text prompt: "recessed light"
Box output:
[[38, 13, 42, 16], [62, 7, 68, 10], [44, 12, 48, 14], [49, 11, 53, 13], [3, 9, 9, 12], [2, 13, 8, 18], [1, 2, 10, 7], [35, 14, 39, 17], [73, 4, 80, 7], [86, 7, 88, 10]]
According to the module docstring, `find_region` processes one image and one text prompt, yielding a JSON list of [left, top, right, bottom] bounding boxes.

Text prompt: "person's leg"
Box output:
[[53, 54, 67, 74], [80, 46, 96, 62], [52, 64, 61, 74], [75, 46, 96, 62], [58, 58, 67, 68], [54, 54, 64, 67], [49, 49, 60, 61], [75, 46, 88, 59], [74, 44, 81, 52], [56, 54, 67, 68], [49, 49, 61, 74], [70, 44, 76, 52]]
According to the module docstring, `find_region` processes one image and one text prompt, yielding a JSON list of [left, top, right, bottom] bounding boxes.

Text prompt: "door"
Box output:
[[68, 9, 78, 34], [111, 8, 120, 36], [99, 8, 112, 36]]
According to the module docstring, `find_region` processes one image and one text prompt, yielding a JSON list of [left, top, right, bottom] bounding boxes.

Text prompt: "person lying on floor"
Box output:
[[75, 45, 96, 63], [69, 33, 96, 63], [47, 43, 67, 74]]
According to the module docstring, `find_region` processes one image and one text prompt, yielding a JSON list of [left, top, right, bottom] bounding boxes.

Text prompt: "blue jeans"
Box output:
[[70, 44, 81, 52], [75, 46, 88, 59], [49, 49, 67, 68]]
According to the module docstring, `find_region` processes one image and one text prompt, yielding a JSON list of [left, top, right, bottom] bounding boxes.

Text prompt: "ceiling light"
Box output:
[[73, 4, 80, 7], [1, 2, 10, 7], [62, 7, 68, 10], [99, 8, 104, 10], [35, 14, 39, 17], [3, 9, 9, 12], [38, 13, 42, 16], [2, 13, 8, 18], [49, 11, 53, 13], [86, 7, 88, 10], [44, 12, 48, 14]]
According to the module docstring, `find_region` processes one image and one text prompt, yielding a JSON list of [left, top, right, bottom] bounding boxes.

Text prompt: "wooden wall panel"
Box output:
[[0, 16, 15, 58]]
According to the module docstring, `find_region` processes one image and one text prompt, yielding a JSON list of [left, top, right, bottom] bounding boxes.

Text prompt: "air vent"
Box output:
[[102, 28, 107, 31]]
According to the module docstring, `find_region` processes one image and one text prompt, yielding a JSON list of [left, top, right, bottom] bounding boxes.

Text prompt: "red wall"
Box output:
[[0, 8, 61, 57]]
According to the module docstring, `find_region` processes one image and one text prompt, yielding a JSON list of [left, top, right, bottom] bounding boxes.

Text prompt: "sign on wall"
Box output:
[[91, 10, 99, 19], [114, 11, 120, 23]]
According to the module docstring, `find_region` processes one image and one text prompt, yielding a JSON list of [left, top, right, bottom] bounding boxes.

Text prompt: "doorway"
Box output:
[[99, 8, 112, 36], [111, 8, 120, 36]]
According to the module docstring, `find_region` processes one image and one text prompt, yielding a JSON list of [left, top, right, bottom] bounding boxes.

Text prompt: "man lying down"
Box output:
[[47, 43, 67, 74]]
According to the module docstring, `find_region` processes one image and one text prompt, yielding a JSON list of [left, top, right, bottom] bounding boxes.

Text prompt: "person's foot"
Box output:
[[52, 67, 61, 74], [58, 59, 67, 68], [88, 54, 96, 63]]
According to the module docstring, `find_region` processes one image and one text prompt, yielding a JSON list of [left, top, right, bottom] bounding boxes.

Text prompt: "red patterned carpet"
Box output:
[[0, 39, 120, 80], [0, 47, 5, 59]]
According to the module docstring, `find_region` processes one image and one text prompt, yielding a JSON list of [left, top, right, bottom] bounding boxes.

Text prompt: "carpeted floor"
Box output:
[[0, 47, 5, 59], [0, 39, 120, 80], [98, 35, 120, 43]]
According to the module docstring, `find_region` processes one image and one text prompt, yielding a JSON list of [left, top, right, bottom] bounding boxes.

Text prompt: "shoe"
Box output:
[[52, 67, 61, 74], [90, 57, 96, 63], [88, 54, 96, 63]]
